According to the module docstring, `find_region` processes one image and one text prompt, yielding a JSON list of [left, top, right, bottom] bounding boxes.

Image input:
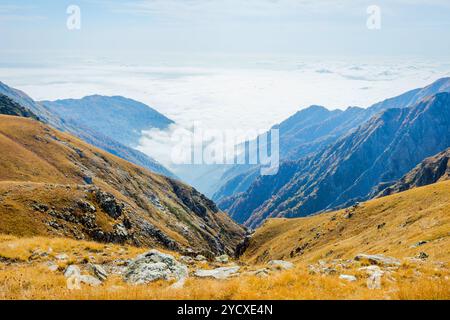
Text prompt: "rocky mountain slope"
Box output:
[[1, 180, 448, 300], [241, 180, 450, 264], [213, 77, 450, 203], [41, 95, 174, 148], [0, 94, 38, 120], [0, 115, 245, 255], [223, 92, 450, 227], [376, 147, 450, 197], [0, 82, 174, 178]]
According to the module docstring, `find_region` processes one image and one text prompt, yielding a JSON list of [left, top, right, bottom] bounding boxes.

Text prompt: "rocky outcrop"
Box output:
[[0, 94, 39, 120]]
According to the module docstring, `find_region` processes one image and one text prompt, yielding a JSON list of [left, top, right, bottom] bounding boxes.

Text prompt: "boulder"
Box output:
[[124, 250, 188, 285], [268, 260, 294, 270], [354, 254, 401, 266], [416, 252, 429, 260], [179, 256, 195, 265], [215, 254, 230, 264], [358, 266, 384, 289], [195, 255, 207, 262], [79, 275, 102, 287], [64, 265, 81, 278], [194, 266, 240, 279], [339, 274, 357, 282], [90, 264, 108, 281], [55, 253, 69, 261]]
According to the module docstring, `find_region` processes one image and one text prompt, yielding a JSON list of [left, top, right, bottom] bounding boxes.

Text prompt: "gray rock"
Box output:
[[416, 252, 429, 260], [55, 253, 69, 261], [194, 266, 240, 279], [267, 260, 294, 270], [195, 255, 207, 262], [411, 240, 428, 248], [354, 254, 401, 266], [358, 266, 384, 289], [79, 275, 102, 287], [90, 264, 108, 281], [124, 250, 188, 285], [215, 254, 230, 264], [64, 265, 81, 278], [179, 256, 195, 264], [339, 274, 357, 282]]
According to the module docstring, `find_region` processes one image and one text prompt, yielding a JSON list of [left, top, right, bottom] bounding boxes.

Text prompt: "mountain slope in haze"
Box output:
[[225, 92, 450, 227], [213, 77, 450, 202], [376, 147, 450, 197], [0, 115, 245, 255], [0, 81, 175, 178], [242, 180, 450, 264], [41, 95, 174, 147]]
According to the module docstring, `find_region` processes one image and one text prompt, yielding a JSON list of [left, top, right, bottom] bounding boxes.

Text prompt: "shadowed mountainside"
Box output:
[[213, 78, 450, 203], [0, 115, 245, 256], [376, 147, 450, 198], [223, 92, 450, 227]]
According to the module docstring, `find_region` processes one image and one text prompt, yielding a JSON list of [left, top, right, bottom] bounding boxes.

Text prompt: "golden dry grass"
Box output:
[[243, 180, 450, 265], [0, 234, 448, 300]]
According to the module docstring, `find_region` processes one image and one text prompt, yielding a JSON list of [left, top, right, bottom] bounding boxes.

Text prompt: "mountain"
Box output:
[[212, 77, 450, 202], [0, 115, 245, 255], [0, 94, 38, 120], [41, 95, 174, 147], [0, 82, 175, 178], [224, 92, 450, 228], [376, 147, 450, 197], [241, 180, 450, 264]]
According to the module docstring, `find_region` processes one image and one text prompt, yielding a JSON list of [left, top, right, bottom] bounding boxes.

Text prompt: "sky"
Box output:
[[1, 0, 450, 183], [1, 0, 450, 58]]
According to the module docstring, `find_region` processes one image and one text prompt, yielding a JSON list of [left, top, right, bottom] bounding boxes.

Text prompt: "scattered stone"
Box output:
[[411, 241, 428, 248], [77, 200, 96, 213], [179, 256, 195, 265], [47, 262, 58, 272], [56, 253, 69, 261], [89, 264, 108, 281], [354, 254, 401, 266], [377, 223, 386, 230], [339, 274, 357, 282], [64, 265, 81, 278], [367, 270, 384, 290], [215, 254, 229, 264], [194, 266, 240, 279], [79, 275, 102, 287], [267, 260, 294, 270], [358, 265, 384, 289], [416, 252, 429, 261], [195, 255, 207, 262], [124, 250, 188, 285], [94, 190, 124, 219]]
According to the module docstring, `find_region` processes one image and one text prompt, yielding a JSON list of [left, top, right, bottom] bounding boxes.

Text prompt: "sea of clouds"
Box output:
[[1, 54, 449, 181]]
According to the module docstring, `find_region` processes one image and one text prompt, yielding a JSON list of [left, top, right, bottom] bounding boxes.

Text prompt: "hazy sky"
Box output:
[[1, 0, 450, 59]]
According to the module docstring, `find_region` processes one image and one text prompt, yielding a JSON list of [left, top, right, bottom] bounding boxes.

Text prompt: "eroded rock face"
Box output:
[[124, 250, 188, 285]]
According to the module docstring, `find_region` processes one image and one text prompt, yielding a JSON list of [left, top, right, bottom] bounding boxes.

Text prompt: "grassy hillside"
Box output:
[[242, 180, 450, 264], [0, 115, 245, 255]]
